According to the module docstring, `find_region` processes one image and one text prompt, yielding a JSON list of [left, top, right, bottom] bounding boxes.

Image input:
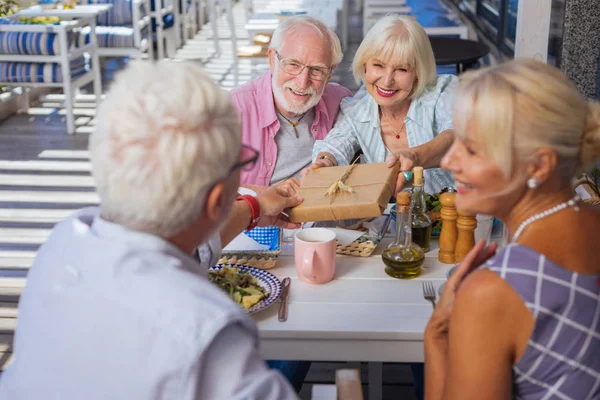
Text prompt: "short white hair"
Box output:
[[269, 15, 343, 66], [352, 15, 437, 99], [90, 61, 240, 237]]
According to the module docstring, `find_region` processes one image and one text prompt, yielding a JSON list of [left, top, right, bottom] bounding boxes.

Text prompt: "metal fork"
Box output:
[[422, 281, 437, 309]]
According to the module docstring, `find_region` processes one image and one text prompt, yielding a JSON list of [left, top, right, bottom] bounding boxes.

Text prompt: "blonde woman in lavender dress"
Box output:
[[425, 60, 600, 399]]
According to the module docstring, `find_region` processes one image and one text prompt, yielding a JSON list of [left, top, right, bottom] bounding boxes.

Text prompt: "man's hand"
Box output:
[[256, 186, 303, 229], [275, 177, 300, 196], [386, 149, 418, 194]]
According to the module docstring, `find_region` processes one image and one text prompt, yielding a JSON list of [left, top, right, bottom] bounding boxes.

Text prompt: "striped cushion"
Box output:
[[0, 18, 74, 56], [91, 0, 135, 26], [0, 56, 89, 83], [76, 25, 147, 48]]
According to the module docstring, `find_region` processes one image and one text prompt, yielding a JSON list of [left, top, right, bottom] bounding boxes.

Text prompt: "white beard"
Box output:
[[272, 64, 324, 116]]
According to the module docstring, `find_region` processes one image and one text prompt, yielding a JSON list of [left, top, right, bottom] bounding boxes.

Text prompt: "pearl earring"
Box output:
[[527, 177, 540, 189]]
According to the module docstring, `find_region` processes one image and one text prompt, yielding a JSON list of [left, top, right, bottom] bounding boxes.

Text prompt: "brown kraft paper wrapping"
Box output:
[[288, 162, 400, 223]]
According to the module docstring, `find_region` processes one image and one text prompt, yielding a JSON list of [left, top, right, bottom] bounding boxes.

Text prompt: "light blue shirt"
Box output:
[[313, 75, 458, 194], [0, 207, 297, 400]]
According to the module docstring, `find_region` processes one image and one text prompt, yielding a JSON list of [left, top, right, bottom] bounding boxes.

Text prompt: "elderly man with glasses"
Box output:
[[230, 15, 352, 190], [0, 62, 302, 400]]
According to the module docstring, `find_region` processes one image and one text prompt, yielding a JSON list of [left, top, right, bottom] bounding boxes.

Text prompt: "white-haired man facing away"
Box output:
[[231, 15, 352, 190], [0, 62, 302, 400]]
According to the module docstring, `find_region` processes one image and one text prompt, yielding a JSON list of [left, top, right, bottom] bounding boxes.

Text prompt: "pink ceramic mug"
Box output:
[[294, 228, 337, 284]]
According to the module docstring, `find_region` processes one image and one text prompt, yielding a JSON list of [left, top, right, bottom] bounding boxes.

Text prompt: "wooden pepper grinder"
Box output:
[[438, 191, 457, 264], [455, 209, 477, 263]]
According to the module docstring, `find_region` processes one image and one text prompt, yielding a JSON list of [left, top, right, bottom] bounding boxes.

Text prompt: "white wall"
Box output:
[[514, 0, 552, 63]]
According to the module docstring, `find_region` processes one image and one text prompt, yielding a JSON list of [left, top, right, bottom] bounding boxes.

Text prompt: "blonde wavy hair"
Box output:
[[352, 15, 437, 99], [454, 59, 600, 181]]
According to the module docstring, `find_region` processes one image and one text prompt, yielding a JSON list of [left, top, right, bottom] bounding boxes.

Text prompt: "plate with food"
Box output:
[[208, 264, 282, 314]]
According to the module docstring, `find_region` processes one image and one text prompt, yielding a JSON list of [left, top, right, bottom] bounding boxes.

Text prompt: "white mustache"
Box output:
[[282, 81, 316, 96]]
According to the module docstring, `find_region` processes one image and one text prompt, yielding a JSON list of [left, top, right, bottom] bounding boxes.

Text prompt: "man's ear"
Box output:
[[204, 181, 228, 224], [268, 48, 276, 74], [527, 148, 558, 185]]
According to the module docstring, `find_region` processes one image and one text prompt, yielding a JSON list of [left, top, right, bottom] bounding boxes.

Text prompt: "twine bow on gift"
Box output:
[[325, 163, 357, 198], [318, 163, 390, 220]]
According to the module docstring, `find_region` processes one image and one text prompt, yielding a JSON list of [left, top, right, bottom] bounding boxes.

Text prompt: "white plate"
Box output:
[[209, 264, 282, 314]]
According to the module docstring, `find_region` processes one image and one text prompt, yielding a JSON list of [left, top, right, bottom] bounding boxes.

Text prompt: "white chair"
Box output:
[[310, 369, 364, 400], [0, 18, 102, 134], [79, 0, 154, 60], [152, 0, 180, 59], [180, 0, 199, 42]]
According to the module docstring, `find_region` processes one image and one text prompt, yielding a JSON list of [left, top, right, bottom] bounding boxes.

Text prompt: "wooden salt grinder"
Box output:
[[455, 209, 477, 263], [438, 192, 457, 264]]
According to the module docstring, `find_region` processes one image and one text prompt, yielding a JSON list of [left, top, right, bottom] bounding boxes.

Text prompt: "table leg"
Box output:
[[59, 28, 75, 135], [368, 362, 382, 400], [20, 88, 30, 113], [90, 19, 103, 106]]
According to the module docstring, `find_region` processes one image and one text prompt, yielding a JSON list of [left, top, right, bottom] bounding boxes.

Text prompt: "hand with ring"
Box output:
[[386, 150, 418, 194]]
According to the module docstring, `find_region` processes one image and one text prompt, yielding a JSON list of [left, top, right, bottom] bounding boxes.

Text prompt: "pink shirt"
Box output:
[[230, 72, 352, 186]]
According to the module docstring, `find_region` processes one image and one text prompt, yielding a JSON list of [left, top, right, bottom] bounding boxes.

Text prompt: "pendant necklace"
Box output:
[[386, 120, 406, 139], [511, 196, 580, 242], [276, 108, 308, 138]]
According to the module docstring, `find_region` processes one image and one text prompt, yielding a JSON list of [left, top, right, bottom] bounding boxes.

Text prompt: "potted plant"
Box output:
[[0, 0, 21, 17]]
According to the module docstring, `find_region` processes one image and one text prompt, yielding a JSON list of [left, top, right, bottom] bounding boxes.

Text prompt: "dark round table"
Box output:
[[429, 37, 490, 74]]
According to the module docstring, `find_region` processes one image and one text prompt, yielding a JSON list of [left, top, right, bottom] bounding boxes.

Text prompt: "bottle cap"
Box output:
[[396, 191, 411, 207], [413, 166, 423, 186]]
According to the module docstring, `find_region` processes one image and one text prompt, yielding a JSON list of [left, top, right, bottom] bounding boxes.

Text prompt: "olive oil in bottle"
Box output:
[[411, 166, 432, 252], [382, 191, 425, 279]]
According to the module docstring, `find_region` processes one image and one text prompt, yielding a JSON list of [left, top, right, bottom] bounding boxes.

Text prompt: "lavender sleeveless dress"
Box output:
[[480, 244, 600, 400]]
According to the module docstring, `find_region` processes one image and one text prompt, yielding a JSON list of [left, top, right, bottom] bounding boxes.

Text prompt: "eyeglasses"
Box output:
[[229, 144, 259, 173], [275, 51, 331, 82]]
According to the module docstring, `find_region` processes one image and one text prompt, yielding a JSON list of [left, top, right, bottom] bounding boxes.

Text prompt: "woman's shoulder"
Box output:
[[418, 75, 459, 102], [483, 244, 545, 270], [481, 243, 600, 303], [453, 268, 523, 330], [340, 85, 374, 114], [435, 74, 459, 88]]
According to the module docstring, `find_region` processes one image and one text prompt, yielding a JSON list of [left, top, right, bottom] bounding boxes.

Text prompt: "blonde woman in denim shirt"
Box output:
[[307, 15, 456, 194]]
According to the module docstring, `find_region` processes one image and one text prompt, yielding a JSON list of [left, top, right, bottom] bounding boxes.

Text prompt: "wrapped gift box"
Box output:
[[289, 162, 399, 223]]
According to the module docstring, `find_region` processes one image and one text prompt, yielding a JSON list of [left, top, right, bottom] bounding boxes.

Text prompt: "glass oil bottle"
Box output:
[[382, 191, 425, 279], [411, 166, 432, 252]]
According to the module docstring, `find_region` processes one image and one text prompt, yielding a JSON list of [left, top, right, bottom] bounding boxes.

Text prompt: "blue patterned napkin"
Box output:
[[245, 227, 281, 251]]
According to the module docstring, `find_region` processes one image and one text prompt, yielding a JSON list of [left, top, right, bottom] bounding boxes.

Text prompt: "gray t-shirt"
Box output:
[[269, 109, 316, 185]]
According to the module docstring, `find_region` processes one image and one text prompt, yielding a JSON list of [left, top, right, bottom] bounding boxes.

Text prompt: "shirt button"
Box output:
[[267, 162, 272, 166]]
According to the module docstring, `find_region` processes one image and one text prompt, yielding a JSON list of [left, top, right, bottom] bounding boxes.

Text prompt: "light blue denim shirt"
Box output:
[[0, 207, 297, 400], [313, 75, 458, 194]]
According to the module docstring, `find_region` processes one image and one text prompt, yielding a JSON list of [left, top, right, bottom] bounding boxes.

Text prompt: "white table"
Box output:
[[253, 237, 449, 363], [253, 237, 450, 400], [15, 4, 112, 19]]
